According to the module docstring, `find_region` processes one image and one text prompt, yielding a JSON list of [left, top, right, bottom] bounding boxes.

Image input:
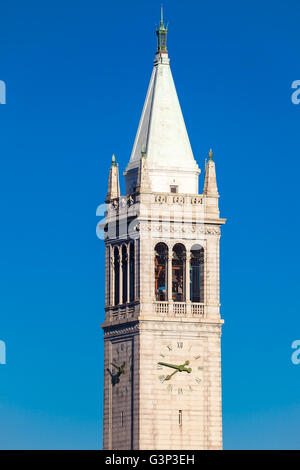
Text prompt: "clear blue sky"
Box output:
[[0, 0, 300, 450]]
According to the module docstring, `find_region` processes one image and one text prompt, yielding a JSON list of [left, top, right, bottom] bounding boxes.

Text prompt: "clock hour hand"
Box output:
[[107, 367, 120, 386], [164, 369, 179, 381]]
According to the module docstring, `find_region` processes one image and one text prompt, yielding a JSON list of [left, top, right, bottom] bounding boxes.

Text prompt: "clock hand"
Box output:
[[181, 366, 192, 373], [158, 362, 182, 370], [111, 362, 126, 374], [158, 361, 192, 373], [107, 368, 120, 386], [164, 369, 179, 381], [177, 360, 192, 373]]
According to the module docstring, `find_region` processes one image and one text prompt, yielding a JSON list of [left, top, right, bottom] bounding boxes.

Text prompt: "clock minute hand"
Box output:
[[158, 361, 181, 370], [158, 361, 192, 374], [111, 362, 125, 374]]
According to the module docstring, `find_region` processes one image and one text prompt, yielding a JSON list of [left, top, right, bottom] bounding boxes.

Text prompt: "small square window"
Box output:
[[170, 185, 178, 193]]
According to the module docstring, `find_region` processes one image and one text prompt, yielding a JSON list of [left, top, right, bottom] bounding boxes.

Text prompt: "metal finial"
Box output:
[[209, 149, 213, 161], [156, 5, 168, 51], [112, 154, 116, 166]]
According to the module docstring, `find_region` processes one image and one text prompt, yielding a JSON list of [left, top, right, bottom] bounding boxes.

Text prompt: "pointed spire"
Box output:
[[126, 9, 198, 172], [203, 149, 219, 196], [124, 9, 200, 194], [136, 147, 151, 193], [106, 154, 120, 202]]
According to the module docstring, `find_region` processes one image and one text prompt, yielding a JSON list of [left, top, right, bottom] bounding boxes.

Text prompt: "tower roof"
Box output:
[[125, 14, 199, 176]]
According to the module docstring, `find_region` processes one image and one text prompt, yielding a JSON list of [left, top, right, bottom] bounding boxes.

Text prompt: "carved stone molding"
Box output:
[[139, 320, 222, 336], [103, 321, 140, 338], [138, 221, 220, 236], [153, 194, 203, 206], [191, 196, 203, 205], [103, 319, 222, 337], [173, 196, 185, 204], [110, 194, 135, 211], [155, 195, 167, 204]]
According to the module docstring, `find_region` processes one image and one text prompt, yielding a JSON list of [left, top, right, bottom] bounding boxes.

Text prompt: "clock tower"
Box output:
[[102, 11, 226, 450]]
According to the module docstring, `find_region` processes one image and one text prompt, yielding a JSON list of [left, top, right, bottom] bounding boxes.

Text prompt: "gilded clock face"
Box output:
[[156, 340, 203, 396], [108, 341, 133, 398]]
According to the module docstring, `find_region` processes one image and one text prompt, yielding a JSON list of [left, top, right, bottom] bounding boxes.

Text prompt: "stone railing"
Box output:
[[107, 301, 205, 321], [191, 303, 205, 316], [155, 302, 169, 314], [108, 303, 136, 322], [173, 302, 186, 315], [154, 302, 205, 318]]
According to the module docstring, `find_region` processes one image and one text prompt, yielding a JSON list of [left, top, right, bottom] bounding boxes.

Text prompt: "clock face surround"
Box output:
[[156, 340, 203, 396]]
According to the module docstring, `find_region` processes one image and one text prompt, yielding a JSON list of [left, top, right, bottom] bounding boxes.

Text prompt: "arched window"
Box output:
[[190, 245, 204, 303], [114, 247, 120, 305], [172, 243, 186, 302], [155, 243, 168, 301], [129, 243, 135, 302], [122, 245, 128, 304]]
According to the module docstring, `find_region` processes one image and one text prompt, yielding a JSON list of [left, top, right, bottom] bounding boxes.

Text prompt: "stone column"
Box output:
[[134, 239, 138, 301], [153, 252, 156, 301], [185, 250, 191, 315], [119, 246, 123, 305], [127, 243, 130, 303], [110, 247, 115, 307], [105, 245, 108, 307], [185, 252, 190, 299], [167, 254, 172, 302]]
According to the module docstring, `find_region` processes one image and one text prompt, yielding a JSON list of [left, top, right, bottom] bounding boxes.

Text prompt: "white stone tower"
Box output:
[[102, 11, 226, 450]]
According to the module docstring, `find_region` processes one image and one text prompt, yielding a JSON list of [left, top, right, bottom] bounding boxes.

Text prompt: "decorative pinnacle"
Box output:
[[156, 5, 168, 52], [209, 149, 213, 161], [141, 145, 146, 158], [112, 154, 116, 166]]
